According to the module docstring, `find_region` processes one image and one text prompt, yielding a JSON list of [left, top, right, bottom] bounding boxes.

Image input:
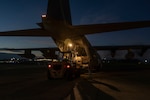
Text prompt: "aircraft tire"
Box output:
[[47, 70, 52, 80], [64, 70, 73, 81], [75, 69, 81, 78]]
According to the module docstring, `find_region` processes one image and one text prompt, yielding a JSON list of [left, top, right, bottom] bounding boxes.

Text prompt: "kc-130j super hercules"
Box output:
[[0, 0, 150, 71]]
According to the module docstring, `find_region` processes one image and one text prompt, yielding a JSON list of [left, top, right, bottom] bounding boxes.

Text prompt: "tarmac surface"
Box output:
[[0, 63, 150, 100], [0, 64, 77, 100], [79, 70, 150, 100]]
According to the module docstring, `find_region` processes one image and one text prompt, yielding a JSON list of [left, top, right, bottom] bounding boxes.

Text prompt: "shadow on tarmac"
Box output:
[[77, 79, 116, 100], [89, 79, 121, 92]]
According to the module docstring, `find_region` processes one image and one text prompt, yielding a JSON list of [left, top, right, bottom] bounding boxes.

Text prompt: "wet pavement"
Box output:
[[1, 64, 150, 100], [67, 68, 150, 100]]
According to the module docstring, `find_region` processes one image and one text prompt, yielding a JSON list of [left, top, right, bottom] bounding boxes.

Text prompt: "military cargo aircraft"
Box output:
[[0, 0, 150, 71]]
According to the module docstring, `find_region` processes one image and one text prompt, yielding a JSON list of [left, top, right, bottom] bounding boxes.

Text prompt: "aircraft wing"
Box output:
[[93, 45, 150, 57], [0, 47, 59, 59], [74, 21, 150, 35], [0, 47, 59, 51], [93, 45, 150, 50], [0, 28, 50, 36]]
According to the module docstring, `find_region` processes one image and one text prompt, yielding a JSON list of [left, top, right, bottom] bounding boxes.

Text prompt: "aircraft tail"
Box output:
[[47, 0, 72, 25]]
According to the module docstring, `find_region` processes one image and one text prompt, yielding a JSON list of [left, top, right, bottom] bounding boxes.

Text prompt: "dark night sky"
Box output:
[[0, 0, 150, 57]]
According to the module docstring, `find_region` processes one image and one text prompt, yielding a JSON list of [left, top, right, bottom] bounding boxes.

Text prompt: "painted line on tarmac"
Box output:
[[64, 94, 71, 100], [73, 83, 82, 100], [64, 82, 82, 100]]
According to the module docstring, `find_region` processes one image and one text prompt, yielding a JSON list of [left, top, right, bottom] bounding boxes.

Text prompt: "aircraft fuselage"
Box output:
[[42, 15, 102, 69]]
